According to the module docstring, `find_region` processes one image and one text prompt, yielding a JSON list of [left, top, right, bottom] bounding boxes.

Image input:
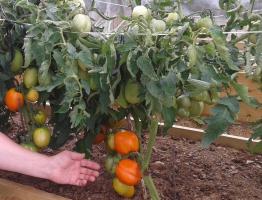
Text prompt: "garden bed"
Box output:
[[0, 129, 261, 200]]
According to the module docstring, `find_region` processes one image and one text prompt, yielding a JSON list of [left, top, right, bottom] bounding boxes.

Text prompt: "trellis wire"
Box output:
[[1, 18, 262, 35], [95, 0, 130, 8]]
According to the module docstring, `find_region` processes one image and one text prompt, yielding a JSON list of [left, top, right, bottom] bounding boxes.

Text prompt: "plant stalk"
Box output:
[[144, 176, 161, 200], [142, 118, 158, 172]]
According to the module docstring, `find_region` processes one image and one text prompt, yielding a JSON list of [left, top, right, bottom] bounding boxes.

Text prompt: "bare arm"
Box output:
[[0, 133, 100, 186]]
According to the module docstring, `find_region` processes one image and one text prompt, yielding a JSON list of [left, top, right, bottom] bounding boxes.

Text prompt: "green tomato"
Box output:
[[132, 5, 149, 19], [105, 155, 121, 174], [21, 142, 39, 152], [177, 108, 190, 118], [165, 12, 179, 24], [177, 95, 191, 108], [33, 110, 47, 125], [124, 80, 143, 104], [23, 68, 38, 89], [189, 100, 204, 117], [151, 19, 166, 33], [72, 14, 92, 33], [10, 49, 23, 73], [249, 34, 257, 44], [196, 17, 213, 29]]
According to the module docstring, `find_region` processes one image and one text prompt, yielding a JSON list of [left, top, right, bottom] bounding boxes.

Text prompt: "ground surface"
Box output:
[[0, 114, 261, 200]]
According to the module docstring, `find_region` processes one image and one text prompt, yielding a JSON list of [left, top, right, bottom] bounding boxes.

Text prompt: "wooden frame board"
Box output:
[[167, 124, 261, 152], [0, 178, 70, 200]]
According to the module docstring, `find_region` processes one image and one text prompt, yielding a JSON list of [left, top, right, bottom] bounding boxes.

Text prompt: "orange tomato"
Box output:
[[114, 130, 139, 155], [4, 88, 24, 112], [115, 159, 142, 186]]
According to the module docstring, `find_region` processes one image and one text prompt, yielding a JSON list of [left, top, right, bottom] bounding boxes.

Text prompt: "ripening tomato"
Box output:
[[93, 125, 107, 144], [26, 88, 39, 103], [33, 110, 47, 125], [107, 133, 115, 150], [113, 177, 135, 198], [115, 159, 142, 186], [33, 127, 51, 148], [4, 88, 24, 112], [114, 130, 139, 155]]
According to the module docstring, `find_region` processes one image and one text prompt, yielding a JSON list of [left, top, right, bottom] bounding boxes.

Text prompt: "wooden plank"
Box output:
[[167, 124, 260, 151], [0, 178, 71, 200]]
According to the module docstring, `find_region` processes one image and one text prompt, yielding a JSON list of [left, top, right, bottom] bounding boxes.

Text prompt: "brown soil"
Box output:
[[0, 114, 260, 200], [0, 136, 261, 200]]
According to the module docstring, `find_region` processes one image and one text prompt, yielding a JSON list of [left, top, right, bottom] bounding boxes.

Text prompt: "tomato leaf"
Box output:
[[209, 26, 239, 71], [202, 97, 239, 147], [231, 81, 261, 108], [137, 55, 158, 81]]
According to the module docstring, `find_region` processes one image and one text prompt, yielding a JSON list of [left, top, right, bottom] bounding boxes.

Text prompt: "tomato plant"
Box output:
[[0, 0, 261, 199]]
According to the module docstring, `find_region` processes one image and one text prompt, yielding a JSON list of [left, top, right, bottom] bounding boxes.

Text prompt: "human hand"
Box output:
[[48, 150, 100, 186]]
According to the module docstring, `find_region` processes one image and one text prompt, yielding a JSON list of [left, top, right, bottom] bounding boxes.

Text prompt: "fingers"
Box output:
[[80, 167, 99, 177], [68, 151, 85, 160], [79, 174, 97, 182], [76, 179, 88, 187], [80, 159, 100, 170]]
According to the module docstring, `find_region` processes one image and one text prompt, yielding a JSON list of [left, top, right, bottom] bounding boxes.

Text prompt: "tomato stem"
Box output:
[[143, 176, 160, 200], [142, 118, 158, 172]]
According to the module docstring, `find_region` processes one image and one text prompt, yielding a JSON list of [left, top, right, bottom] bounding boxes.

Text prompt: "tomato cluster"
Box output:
[[176, 87, 220, 119], [3, 50, 51, 152], [104, 129, 142, 198]]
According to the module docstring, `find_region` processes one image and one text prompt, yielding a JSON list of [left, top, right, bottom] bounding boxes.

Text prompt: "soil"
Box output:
[[0, 114, 261, 200]]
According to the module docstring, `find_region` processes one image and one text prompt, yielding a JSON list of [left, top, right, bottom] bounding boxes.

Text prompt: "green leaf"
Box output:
[[127, 49, 139, 78], [69, 101, 90, 129], [102, 40, 116, 73], [53, 50, 65, 69], [217, 96, 240, 114], [161, 106, 176, 132], [231, 81, 261, 108], [160, 71, 177, 96], [49, 113, 74, 149], [202, 106, 234, 147], [209, 26, 239, 71], [77, 50, 93, 69], [255, 33, 262, 67], [202, 97, 239, 147], [137, 55, 158, 81]]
